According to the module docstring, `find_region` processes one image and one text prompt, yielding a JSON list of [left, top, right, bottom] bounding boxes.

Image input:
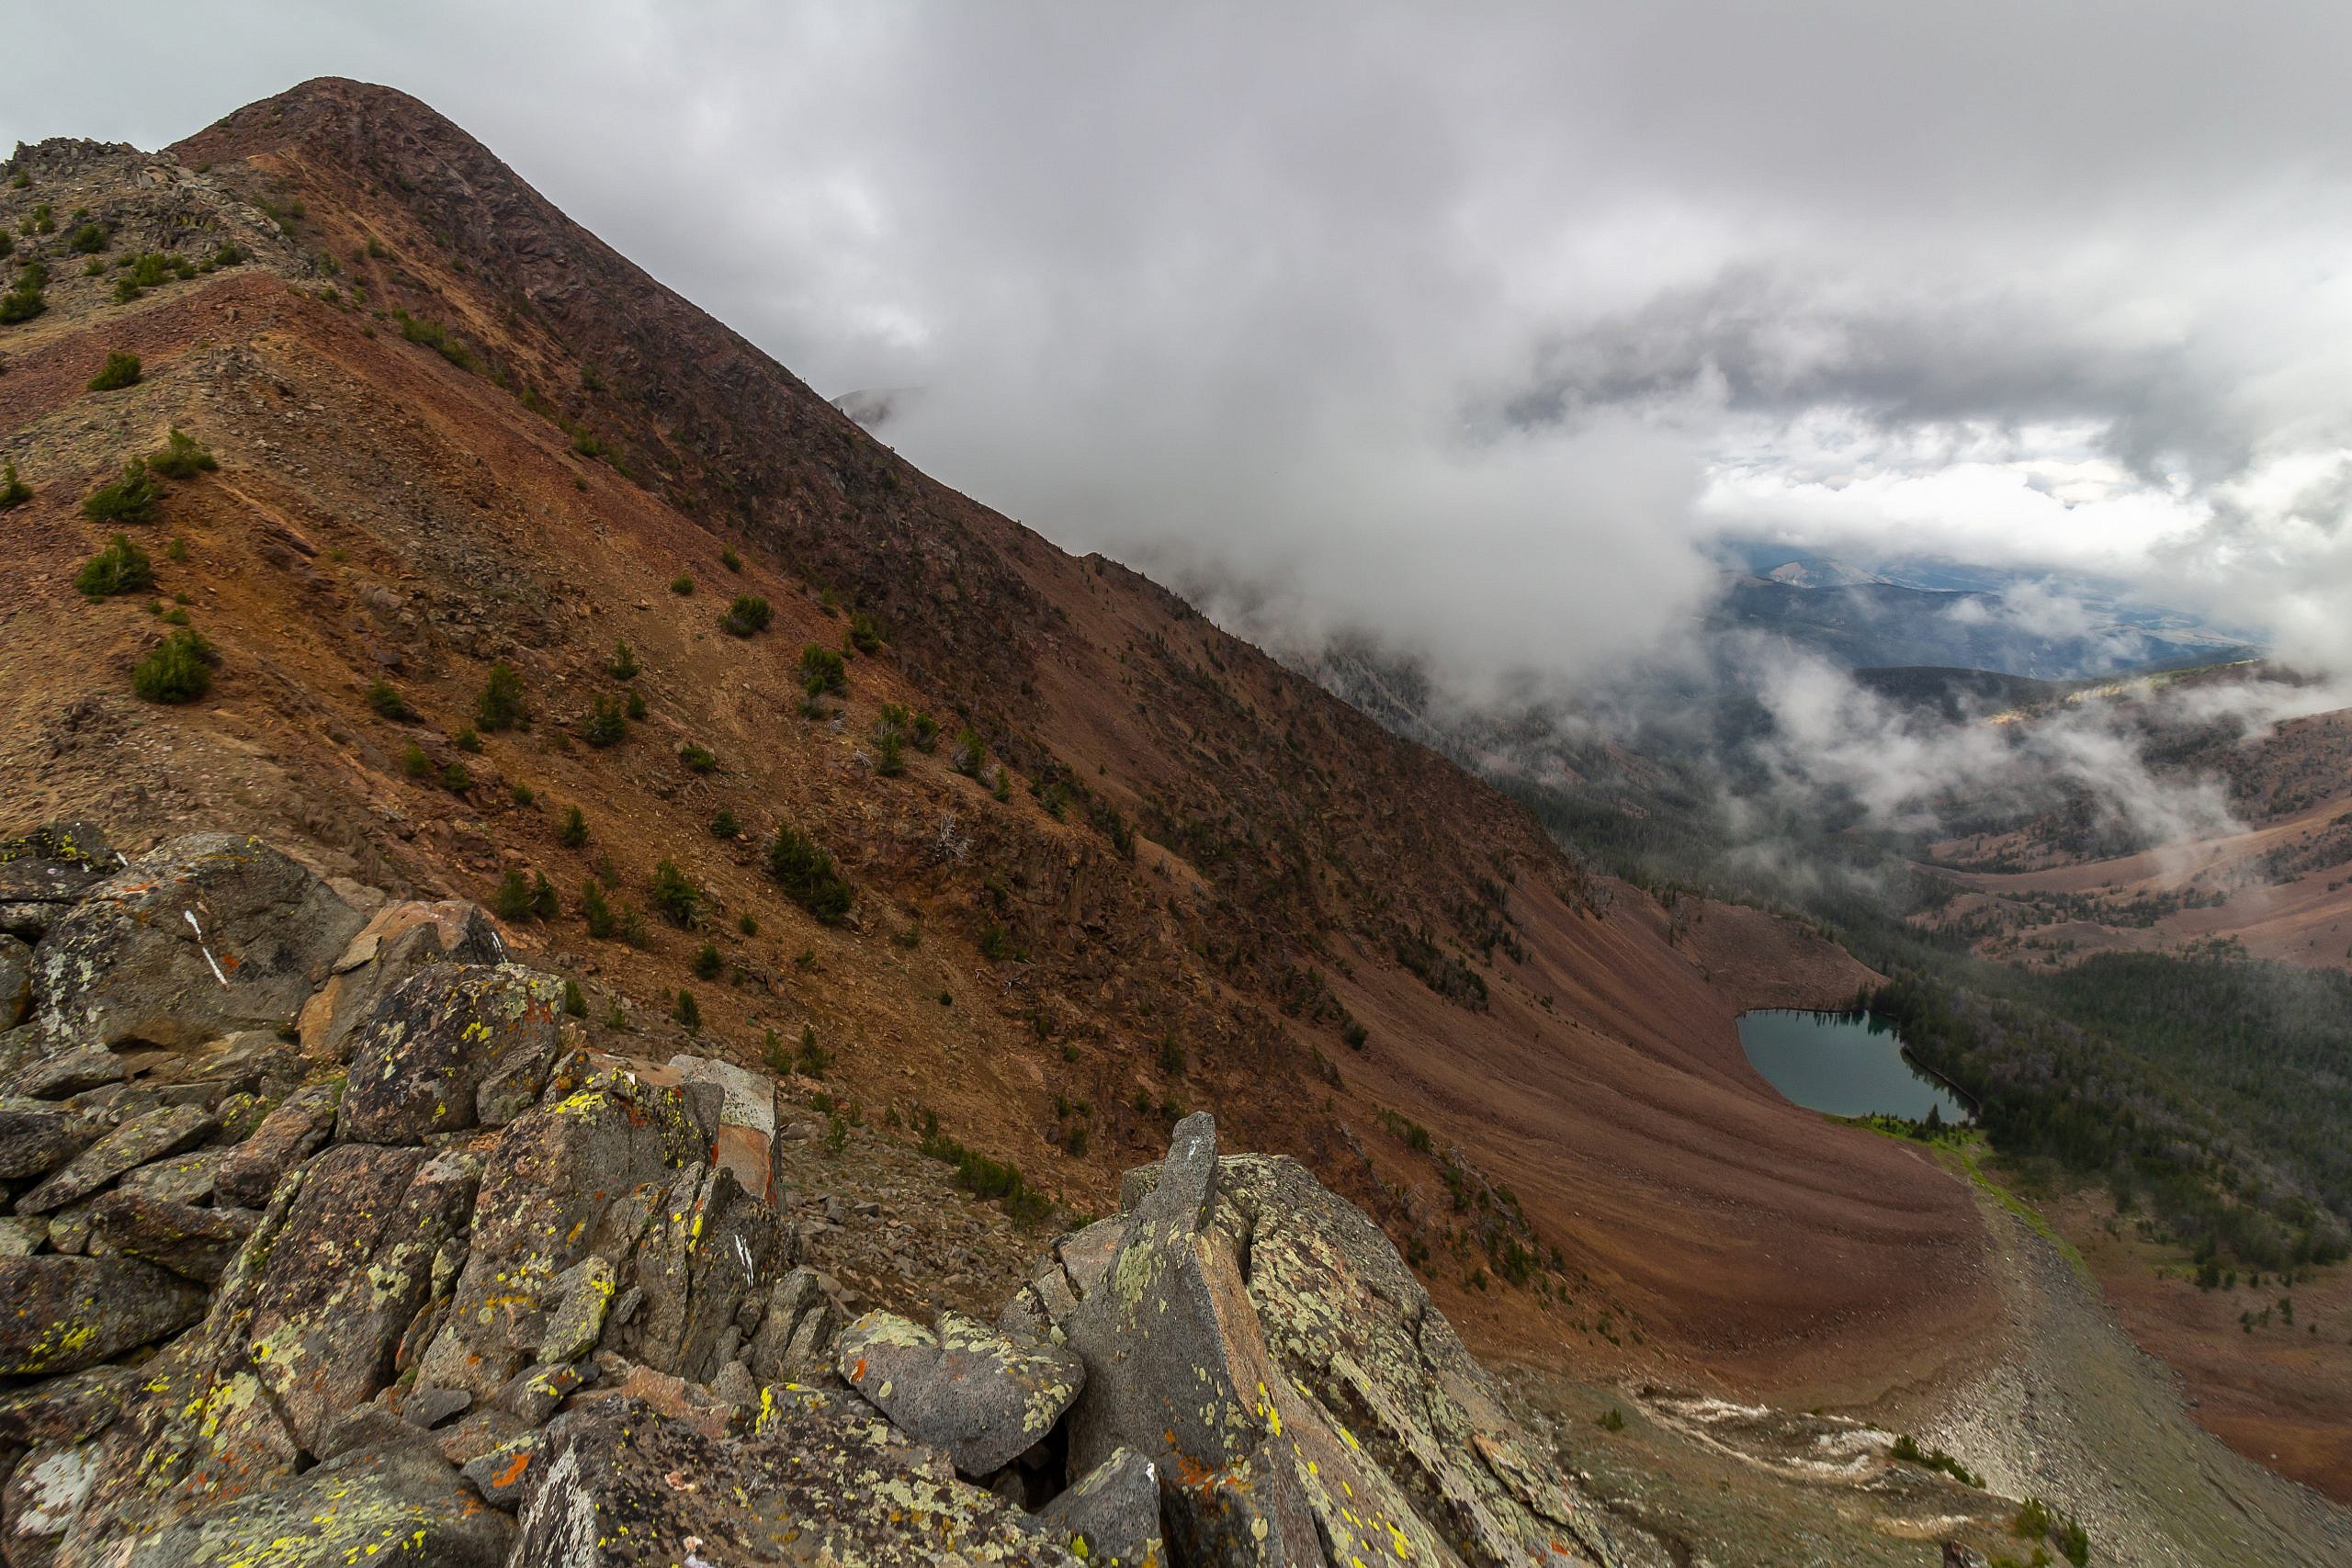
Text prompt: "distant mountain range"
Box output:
[[1711, 542, 2257, 679]]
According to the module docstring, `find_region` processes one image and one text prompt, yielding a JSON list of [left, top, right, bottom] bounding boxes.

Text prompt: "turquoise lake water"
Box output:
[[1735, 1010, 1969, 1122]]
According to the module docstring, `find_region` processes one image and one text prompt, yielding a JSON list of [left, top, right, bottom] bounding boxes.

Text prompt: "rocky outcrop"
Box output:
[[510, 1389, 1077, 1568], [0, 1256, 208, 1375], [299, 898, 505, 1061], [335, 963, 571, 1143], [839, 1309, 1085, 1476], [32, 834, 364, 1048], [0, 824, 121, 942], [1061, 1113, 1620, 1568]]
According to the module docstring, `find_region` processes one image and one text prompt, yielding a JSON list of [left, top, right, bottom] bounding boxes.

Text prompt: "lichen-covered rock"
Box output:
[[747, 1265, 844, 1385], [15, 1103, 215, 1215], [114, 1146, 224, 1206], [242, 1143, 479, 1453], [86, 1190, 259, 1281], [0, 1100, 92, 1179], [0, 933, 29, 1030], [1061, 1115, 1621, 1568], [31, 833, 364, 1048], [298, 899, 505, 1062], [4, 1439, 98, 1564], [116, 1435, 514, 1567], [840, 1309, 1086, 1477], [614, 1160, 781, 1382], [1041, 1447, 1165, 1568], [213, 1078, 341, 1208], [413, 1069, 705, 1404], [0, 1365, 137, 1450], [335, 963, 571, 1144], [658, 1050, 780, 1201], [0, 823, 119, 911], [508, 1389, 1080, 1568], [0, 1255, 206, 1375], [6, 1048, 124, 1102]]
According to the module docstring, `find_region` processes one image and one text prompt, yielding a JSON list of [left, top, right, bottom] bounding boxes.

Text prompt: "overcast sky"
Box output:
[[17, 3, 2352, 683]]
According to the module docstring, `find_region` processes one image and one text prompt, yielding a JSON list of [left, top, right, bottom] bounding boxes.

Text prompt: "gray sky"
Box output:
[[17, 3, 2352, 686]]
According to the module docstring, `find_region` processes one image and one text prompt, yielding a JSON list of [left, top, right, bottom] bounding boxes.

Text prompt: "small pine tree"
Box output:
[[606, 639, 639, 680], [950, 727, 985, 778], [580, 878, 616, 938], [720, 594, 770, 637], [673, 988, 702, 1029], [719, 546, 741, 572], [559, 806, 589, 848], [691, 942, 722, 980], [74, 534, 153, 598], [561, 978, 587, 1018], [581, 693, 627, 746], [799, 644, 846, 697], [530, 872, 559, 919], [763, 1029, 792, 1076], [477, 660, 526, 731], [131, 628, 214, 703], [366, 680, 413, 720], [710, 807, 740, 839], [492, 869, 534, 920], [875, 731, 905, 777], [0, 460, 29, 510], [147, 427, 218, 479], [81, 458, 161, 525], [650, 858, 700, 926], [737, 911, 758, 936], [86, 351, 141, 391]]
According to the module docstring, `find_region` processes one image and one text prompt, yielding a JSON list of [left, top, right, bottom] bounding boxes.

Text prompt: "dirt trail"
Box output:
[[1911, 1169, 2352, 1567]]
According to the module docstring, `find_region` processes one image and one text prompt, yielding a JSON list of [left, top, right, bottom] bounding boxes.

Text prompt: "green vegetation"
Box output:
[[476, 661, 526, 731], [766, 822, 854, 924], [561, 979, 587, 1019], [0, 263, 44, 324], [559, 806, 589, 848], [845, 611, 884, 654], [401, 743, 431, 780], [0, 461, 28, 510], [581, 692, 628, 747], [650, 859, 701, 926], [131, 629, 215, 704], [86, 352, 141, 391], [710, 807, 740, 840], [625, 689, 647, 720], [147, 428, 217, 479], [1888, 1433, 1982, 1489], [66, 220, 108, 254], [678, 741, 717, 773], [74, 535, 153, 599], [580, 878, 617, 939], [691, 942, 722, 980], [492, 870, 536, 921], [799, 644, 846, 697], [916, 1109, 1052, 1226], [719, 546, 741, 572], [81, 459, 161, 525], [1595, 1407, 1625, 1433], [950, 726, 985, 778], [439, 761, 472, 793], [720, 593, 771, 637], [606, 639, 639, 680], [453, 728, 482, 753], [670, 574, 695, 596], [394, 310, 476, 371], [673, 988, 702, 1029]]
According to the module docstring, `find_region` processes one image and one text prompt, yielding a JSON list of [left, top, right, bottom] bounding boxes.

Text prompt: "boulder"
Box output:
[[86, 1190, 259, 1281], [508, 1390, 1079, 1568], [657, 1051, 780, 1201], [0, 1100, 92, 1180], [6, 1048, 123, 1102], [0, 1255, 207, 1375], [0, 933, 28, 1030], [32, 833, 364, 1048], [838, 1309, 1086, 1477], [114, 1146, 224, 1206], [213, 1079, 340, 1208], [747, 1265, 844, 1385], [3, 1439, 98, 1565], [0, 1365, 139, 1450], [335, 964, 571, 1144], [16, 1103, 215, 1214], [413, 1068, 705, 1404], [298, 899, 505, 1062], [1041, 1446, 1165, 1568], [1061, 1115, 1623, 1568], [614, 1160, 781, 1382], [117, 1436, 514, 1567], [0, 822, 120, 911]]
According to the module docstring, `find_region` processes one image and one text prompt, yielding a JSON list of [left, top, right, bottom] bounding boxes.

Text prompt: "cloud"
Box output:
[[17, 3, 2352, 687]]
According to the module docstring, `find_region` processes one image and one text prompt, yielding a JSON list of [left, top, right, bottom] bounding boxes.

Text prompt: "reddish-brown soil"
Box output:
[[2041, 1187, 2352, 1504], [0, 83, 1993, 1402]]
